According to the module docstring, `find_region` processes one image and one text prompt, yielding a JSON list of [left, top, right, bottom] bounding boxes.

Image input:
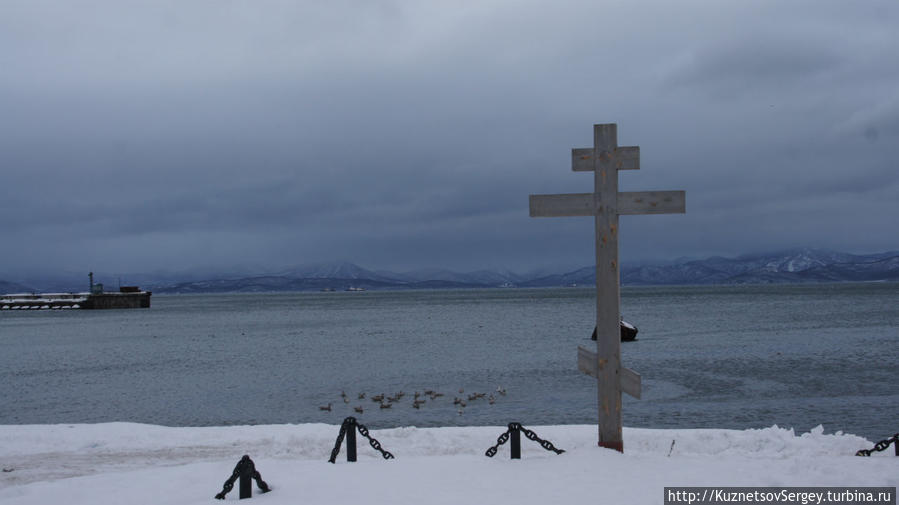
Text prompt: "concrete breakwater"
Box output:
[[0, 290, 151, 310]]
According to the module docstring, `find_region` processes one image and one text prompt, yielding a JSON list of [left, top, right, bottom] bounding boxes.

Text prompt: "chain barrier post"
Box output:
[[510, 423, 521, 460], [239, 462, 252, 499], [328, 416, 395, 463], [346, 419, 358, 462], [485, 422, 564, 459], [214, 455, 271, 500]]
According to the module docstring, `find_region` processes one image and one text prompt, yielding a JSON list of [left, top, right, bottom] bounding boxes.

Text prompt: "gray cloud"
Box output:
[[1, 0, 898, 278]]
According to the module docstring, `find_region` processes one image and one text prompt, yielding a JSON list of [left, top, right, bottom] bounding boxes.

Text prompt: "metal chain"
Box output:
[[520, 426, 566, 454], [485, 424, 565, 457], [855, 433, 899, 457], [214, 461, 242, 499], [328, 419, 350, 463], [484, 428, 511, 457], [214, 455, 269, 499], [251, 467, 271, 494], [356, 421, 395, 460]]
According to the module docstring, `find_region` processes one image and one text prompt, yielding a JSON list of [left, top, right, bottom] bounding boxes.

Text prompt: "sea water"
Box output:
[[1, 283, 897, 440]]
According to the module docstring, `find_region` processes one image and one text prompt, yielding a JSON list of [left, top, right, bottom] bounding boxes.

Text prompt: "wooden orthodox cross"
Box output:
[[529, 124, 685, 452]]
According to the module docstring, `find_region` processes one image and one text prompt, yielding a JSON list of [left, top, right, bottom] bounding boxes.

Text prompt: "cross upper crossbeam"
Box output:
[[571, 146, 640, 171]]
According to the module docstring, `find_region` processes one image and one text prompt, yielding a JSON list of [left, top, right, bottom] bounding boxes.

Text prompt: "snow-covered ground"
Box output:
[[0, 423, 895, 504]]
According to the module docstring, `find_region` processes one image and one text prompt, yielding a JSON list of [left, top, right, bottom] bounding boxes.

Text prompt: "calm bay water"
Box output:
[[1, 283, 897, 440]]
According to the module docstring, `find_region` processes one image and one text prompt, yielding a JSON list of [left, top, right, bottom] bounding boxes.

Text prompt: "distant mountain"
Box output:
[[6, 249, 898, 295], [484, 248, 899, 288], [795, 254, 899, 283], [274, 261, 402, 283], [0, 280, 33, 294], [160, 276, 400, 294], [387, 267, 523, 285], [517, 266, 595, 287], [620, 248, 899, 286]]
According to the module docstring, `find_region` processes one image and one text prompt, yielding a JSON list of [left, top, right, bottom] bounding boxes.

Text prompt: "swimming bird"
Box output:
[[496, 386, 506, 396], [488, 394, 495, 405], [380, 402, 392, 409], [358, 393, 366, 400], [372, 394, 385, 402], [354, 406, 364, 414], [319, 403, 332, 412]]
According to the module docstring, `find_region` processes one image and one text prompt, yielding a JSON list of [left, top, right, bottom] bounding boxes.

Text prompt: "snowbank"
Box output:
[[0, 423, 895, 504]]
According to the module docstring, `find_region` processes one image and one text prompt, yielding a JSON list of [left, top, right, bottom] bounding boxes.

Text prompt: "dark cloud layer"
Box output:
[[2, 0, 898, 277]]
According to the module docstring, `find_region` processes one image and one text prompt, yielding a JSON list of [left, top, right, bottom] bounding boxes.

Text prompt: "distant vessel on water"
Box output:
[[0, 272, 151, 310]]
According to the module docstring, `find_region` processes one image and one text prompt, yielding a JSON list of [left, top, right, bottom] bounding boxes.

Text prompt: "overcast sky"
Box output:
[[2, 0, 897, 278]]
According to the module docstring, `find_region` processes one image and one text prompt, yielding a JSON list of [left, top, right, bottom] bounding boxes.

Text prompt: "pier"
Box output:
[[0, 289, 151, 310]]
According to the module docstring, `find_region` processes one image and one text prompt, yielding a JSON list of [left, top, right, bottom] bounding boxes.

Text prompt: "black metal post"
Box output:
[[215, 455, 270, 500], [347, 420, 357, 462], [895, 439, 898, 457], [238, 457, 252, 499], [510, 424, 521, 460]]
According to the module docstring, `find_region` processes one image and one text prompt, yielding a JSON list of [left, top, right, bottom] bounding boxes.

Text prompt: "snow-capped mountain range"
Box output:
[[3, 249, 898, 294], [157, 248, 899, 293]]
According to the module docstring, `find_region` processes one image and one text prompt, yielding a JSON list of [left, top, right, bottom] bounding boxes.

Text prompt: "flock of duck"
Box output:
[[319, 386, 508, 416]]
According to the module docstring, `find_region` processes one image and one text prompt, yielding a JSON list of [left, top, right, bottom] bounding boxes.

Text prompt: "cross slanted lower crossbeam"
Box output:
[[529, 123, 685, 452]]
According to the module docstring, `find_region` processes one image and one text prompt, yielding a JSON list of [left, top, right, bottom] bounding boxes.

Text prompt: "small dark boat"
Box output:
[[591, 320, 638, 342]]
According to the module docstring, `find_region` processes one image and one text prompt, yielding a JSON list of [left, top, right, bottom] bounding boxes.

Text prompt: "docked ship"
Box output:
[[0, 273, 151, 310]]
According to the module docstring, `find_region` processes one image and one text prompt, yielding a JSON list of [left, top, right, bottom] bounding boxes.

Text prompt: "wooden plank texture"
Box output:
[[592, 123, 623, 451], [618, 190, 686, 215], [572, 146, 639, 172], [531, 190, 685, 217], [577, 346, 641, 399], [529, 122, 686, 453], [620, 366, 642, 400], [529, 193, 593, 217], [577, 345, 597, 377]]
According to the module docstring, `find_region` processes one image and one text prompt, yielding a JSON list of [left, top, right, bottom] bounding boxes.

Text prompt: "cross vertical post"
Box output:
[[529, 123, 685, 452], [593, 124, 623, 451]]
